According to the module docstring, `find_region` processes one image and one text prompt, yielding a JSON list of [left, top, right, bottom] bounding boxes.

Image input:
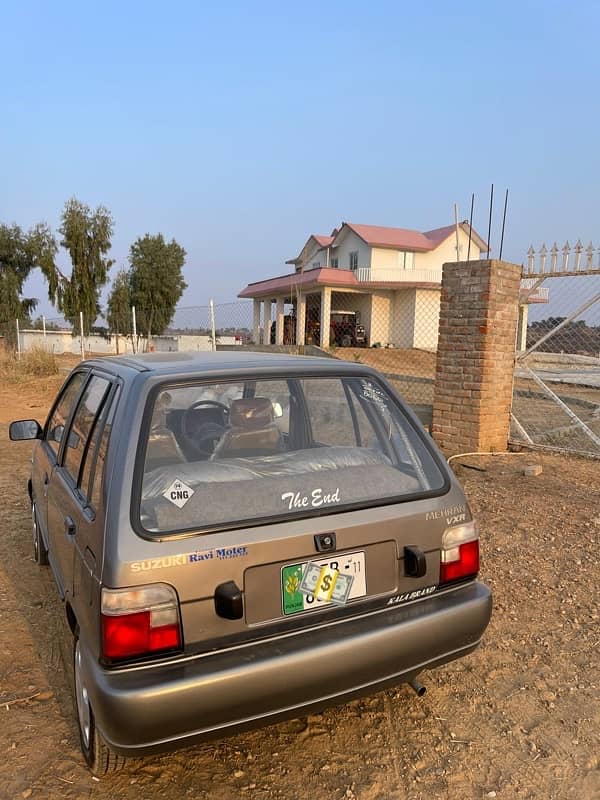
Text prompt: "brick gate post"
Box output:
[[431, 259, 522, 455]]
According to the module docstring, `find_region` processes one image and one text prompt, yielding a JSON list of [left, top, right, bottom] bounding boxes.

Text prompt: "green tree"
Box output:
[[129, 234, 187, 340], [41, 198, 114, 333], [106, 269, 132, 335], [0, 222, 57, 340]]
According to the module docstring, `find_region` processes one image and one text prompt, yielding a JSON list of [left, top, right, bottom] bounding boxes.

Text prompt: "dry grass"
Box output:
[[0, 347, 60, 382]]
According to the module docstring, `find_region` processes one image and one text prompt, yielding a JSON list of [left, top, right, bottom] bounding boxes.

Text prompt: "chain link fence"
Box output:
[[511, 261, 600, 458], [185, 293, 441, 426]]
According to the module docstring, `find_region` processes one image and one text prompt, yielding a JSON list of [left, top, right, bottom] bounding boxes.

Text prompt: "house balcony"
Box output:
[[353, 267, 442, 284]]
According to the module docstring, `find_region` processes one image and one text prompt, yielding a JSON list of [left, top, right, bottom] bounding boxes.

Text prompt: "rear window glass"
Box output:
[[139, 376, 445, 533]]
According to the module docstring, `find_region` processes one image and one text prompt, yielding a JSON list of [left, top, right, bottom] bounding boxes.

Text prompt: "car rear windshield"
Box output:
[[138, 375, 446, 534]]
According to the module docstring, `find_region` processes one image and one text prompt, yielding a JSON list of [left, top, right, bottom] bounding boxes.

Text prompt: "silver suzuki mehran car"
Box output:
[[10, 352, 492, 774]]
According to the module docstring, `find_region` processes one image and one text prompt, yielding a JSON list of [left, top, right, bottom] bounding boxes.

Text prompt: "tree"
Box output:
[[0, 222, 57, 340], [41, 198, 114, 334], [129, 234, 187, 341], [106, 269, 132, 336]]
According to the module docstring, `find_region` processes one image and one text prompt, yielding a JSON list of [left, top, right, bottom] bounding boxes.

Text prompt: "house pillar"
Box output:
[[320, 286, 331, 348], [516, 304, 528, 351], [253, 299, 262, 344], [275, 297, 285, 345], [296, 294, 306, 346], [264, 299, 272, 345], [431, 259, 521, 455]]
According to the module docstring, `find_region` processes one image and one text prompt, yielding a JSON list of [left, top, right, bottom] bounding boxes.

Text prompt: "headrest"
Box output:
[[229, 397, 274, 428]]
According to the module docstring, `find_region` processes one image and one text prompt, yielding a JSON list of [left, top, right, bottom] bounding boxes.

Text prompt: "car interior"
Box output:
[[139, 377, 441, 532]]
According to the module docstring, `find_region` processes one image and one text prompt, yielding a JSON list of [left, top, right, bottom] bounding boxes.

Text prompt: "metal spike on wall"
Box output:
[[586, 241, 594, 268], [527, 245, 535, 272], [539, 242, 547, 273], [574, 239, 583, 271], [561, 241, 571, 271], [550, 243, 559, 273]]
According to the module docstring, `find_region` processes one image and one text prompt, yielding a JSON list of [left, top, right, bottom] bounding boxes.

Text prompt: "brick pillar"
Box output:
[[431, 259, 522, 455]]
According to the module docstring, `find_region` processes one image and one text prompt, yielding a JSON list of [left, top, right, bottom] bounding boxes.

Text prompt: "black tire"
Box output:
[[73, 638, 127, 775], [31, 503, 49, 566]]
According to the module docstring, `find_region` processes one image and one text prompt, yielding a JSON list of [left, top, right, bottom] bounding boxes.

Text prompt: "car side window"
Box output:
[[63, 376, 111, 485], [45, 372, 86, 458], [82, 385, 120, 510]]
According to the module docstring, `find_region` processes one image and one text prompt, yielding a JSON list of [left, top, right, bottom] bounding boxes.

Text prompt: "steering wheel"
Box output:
[[182, 400, 230, 458]]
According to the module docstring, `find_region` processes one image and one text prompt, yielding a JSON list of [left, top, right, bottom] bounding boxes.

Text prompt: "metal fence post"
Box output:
[[42, 315, 47, 349], [132, 306, 137, 354], [79, 311, 85, 359], [16, 318, 21, 359], [209, 299, 217, 352]]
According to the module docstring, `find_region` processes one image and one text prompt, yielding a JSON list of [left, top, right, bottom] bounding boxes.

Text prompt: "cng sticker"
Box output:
[[163, 478, 194, 509]]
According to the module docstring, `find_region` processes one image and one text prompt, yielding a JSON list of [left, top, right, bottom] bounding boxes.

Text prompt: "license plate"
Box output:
[[281, 551, 366, 615]]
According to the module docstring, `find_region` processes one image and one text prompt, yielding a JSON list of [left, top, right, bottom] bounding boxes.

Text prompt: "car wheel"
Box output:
[[73, 638, 127, 775], [31, 503, 49, 566]]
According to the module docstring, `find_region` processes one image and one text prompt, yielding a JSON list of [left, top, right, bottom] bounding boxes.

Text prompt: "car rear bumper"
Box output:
[[83, 581, 492, 756]]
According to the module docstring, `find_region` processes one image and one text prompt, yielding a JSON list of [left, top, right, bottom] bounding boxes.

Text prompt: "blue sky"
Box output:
[[2, 0, 599, 317]]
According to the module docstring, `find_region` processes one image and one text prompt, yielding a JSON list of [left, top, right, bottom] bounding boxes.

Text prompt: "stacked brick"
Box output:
[[431, 259, 522, 455]]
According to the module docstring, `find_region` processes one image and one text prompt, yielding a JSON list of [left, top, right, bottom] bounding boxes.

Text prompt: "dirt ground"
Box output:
[[1, 365, 599, 800]]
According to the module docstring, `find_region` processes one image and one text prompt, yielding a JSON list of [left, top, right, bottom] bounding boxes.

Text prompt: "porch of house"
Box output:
[[250, 285, 441, 351]]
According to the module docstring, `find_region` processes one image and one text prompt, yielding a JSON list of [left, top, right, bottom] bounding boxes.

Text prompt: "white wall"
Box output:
[[330, 228, 371, 270], [363, 288, 441, 350], [18, 330, 240, 355], [389, 290, 417, 348], [295, 239, 328, 271], [19, 330, 132, 355], [413, 289, 441, 350], [415, 228, 481, 272], [369, 291, 394, 346]]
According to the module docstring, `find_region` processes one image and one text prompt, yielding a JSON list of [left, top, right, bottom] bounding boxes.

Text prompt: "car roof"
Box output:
[[83, 351, 378, 380]]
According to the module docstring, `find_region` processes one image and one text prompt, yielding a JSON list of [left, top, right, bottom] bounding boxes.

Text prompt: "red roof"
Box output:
[[343, 223, 435, 251], [343, 221, 487, 252], [238, 267, 439, 299], [313, 234, 334, 248]]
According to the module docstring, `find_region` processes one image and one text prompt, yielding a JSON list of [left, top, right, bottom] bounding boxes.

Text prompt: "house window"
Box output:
[[399, 251, 415, 269], [330, 257, 339, 268], [312, 261, 320, 268], [349, 251, 358, 270]]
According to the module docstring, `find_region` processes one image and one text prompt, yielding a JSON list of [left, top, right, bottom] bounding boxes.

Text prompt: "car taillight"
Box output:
[[101, 583, 182, 661], [439, 521, 479, 584]]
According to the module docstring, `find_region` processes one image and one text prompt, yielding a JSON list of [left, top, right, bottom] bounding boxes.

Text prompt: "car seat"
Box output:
[[146, 425, 187, 471], [212, 397, 284, 459]]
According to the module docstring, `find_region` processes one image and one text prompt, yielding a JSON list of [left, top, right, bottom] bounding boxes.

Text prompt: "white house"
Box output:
[[239, 220, 488, 349]]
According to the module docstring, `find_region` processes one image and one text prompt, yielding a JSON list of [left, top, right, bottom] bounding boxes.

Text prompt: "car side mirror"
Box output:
[[9, 419, 42, 441], [272, 402, 284, 419]]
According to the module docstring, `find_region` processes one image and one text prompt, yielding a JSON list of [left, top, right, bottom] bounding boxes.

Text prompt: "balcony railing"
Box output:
[[353, 267, 442, 283]]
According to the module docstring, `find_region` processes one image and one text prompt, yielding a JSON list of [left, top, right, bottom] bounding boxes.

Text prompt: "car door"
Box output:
[[46, 373, 112, 600], [72, 382, 120, 628], [33, 371, 88, 556]]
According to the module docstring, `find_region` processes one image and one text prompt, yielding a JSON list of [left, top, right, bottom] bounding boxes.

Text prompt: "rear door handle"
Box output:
[[65, 516, 76, 536]]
